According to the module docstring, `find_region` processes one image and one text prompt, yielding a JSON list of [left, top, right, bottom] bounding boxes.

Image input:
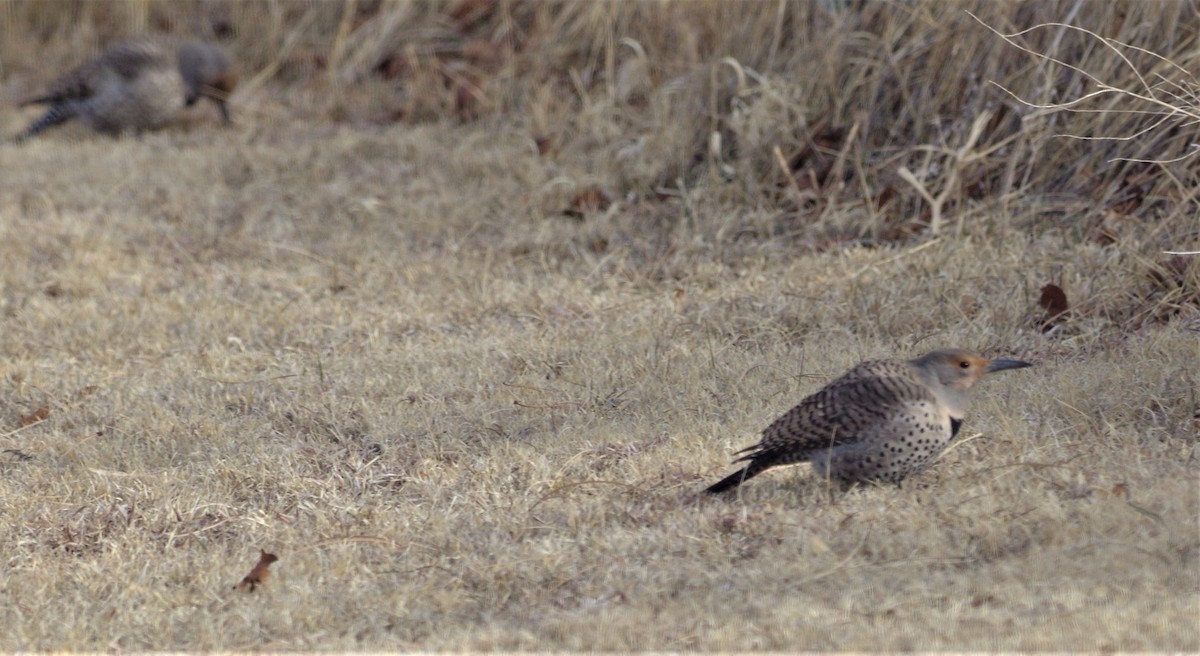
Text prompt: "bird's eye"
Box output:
[[959, 361, 970, 369]]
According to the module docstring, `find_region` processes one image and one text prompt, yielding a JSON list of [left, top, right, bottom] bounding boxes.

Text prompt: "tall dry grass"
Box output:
[[5, 1, 1197, 213], [0, 0, 1197, 651]]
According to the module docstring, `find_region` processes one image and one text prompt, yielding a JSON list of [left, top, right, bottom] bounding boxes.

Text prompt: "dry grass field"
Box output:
[[1, 0, 1198, 651]]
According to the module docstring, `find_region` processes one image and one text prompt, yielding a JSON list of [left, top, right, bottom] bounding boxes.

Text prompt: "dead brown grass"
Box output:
[[1, 0, 1197, 651]]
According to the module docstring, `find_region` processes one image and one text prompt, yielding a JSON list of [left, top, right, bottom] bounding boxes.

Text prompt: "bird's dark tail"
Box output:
[[704, 463, 764, 494], [15, 103, 78, 142]]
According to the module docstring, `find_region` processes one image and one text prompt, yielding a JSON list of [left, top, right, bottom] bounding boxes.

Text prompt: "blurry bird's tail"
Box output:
[[704, 463, 765, 494], [14, 102, 78, 142]]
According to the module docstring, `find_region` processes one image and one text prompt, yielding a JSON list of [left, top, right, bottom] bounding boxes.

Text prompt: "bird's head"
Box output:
[[914, 348, 1032, 392], [178, 40, 237, 124]]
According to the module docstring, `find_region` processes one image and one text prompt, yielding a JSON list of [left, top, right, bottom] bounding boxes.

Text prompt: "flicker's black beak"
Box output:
[[198, 84, 232, 124], [214, 98, 232, 124], [986, 358, 1032, 373]]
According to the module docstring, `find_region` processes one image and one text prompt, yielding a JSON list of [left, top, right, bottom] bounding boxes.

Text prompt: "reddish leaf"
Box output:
[[234, 550, 279, 592], [563, 187, 611, 219], [450, 0, 496, 31], [375, 53, 412, 80], [19, 406, 49, 427], [873, 185, 898, 208], [1038, 283, 1070, 332], [812, 126, 847, 151]]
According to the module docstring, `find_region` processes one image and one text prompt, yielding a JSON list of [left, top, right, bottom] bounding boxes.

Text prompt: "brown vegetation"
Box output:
[[0, 0, 1196, 651]]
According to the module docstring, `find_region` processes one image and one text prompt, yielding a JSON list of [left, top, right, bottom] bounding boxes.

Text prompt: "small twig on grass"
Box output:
[[773, 145, 810, 205], [793, 530, 869, 585], [934, 430, 988, 462], [529, 479, 643, 512], [293, 535, 400, 555], [847, 237, 941, 279], [0, 423, 41, 440], [968, 453, 1086, 482], [1110, 484, 1167, 526], [819, 112, 864, 221], [239, 8, 320, 98], [328, 0, 358, 88], [198, 374, 299, 386]]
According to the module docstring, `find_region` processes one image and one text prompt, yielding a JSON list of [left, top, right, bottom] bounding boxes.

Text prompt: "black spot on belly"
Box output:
[[951, 417, 963, 438]]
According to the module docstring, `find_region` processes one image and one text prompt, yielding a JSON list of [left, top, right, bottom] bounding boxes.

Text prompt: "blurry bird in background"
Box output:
[[13, 36, 236, 142]]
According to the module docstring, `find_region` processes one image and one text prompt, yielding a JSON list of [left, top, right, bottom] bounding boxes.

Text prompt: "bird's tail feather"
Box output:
[[704, 463, 764, 494], [15, 103, 78, 141]]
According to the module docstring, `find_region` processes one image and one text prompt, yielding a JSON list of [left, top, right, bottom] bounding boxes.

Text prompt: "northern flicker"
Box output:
[[705, 349, 1032, 494], [14, 36, 236, 141]]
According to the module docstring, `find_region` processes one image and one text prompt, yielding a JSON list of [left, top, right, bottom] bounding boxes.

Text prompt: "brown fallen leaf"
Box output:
[[234, 550, 279, 592], [375, 52, 412, 80], [70, 385, 98, 402], [1038, 283, 1070, 332], [534, 135, 555, 156], [562, 187, 611, 219], [873, 185, 898, 209], [19, 406, 50, 427], [449, 66, 487, 119], [780, 123, 848, 193], [450, 0, 496, 30]]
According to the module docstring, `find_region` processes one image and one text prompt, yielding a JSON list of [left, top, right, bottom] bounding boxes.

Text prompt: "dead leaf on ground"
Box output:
[[233, 550, 279, 592], [19, 406, 50, 427], [534, 135, 554, 156], [450, 0, 496, 31], [873, 185, 898, 209], [1038, 283, 1070, 332], [562, 187, 611, 219], [781, 124, 849, 195], [375, 53, 412, 80]]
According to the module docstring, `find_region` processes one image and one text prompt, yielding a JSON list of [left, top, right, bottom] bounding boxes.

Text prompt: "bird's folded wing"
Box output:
[[735, 365, 934, 463]]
